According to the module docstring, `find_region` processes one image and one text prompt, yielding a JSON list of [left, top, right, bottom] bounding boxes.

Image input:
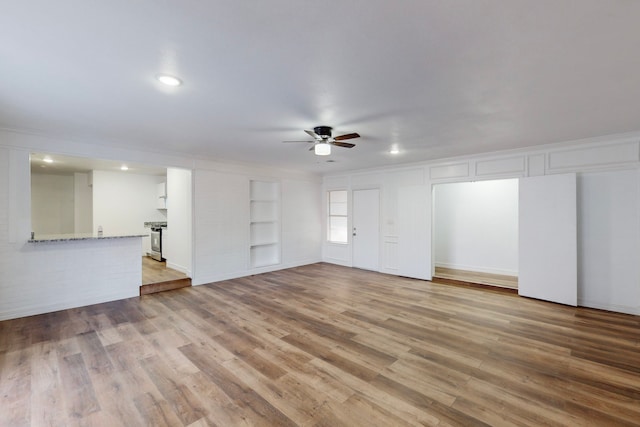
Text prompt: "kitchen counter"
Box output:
[[144, 221, 167, 228], [28, 233, 149, 243]]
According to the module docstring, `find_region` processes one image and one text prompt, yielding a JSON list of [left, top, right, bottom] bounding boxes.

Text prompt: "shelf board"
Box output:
[[250, 220, 277, 224], [250, 242, 278, 248]]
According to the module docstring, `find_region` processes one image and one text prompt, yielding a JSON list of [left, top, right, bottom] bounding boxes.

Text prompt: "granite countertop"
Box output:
[[28, 233, 149, 243]]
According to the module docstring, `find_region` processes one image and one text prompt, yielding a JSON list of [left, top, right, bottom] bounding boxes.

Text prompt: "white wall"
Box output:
[[31, 173, 75, 234], [74, 172, 93, 233], [434, 179, 518, 276], [165, 168, 192, 275], [1, 129, 324, 320], [281, 179, 323, 265], [5, 126, 640, 319], [322, 168, 429, 279], [92, 170, 167, 255], [193, 170, 323, 285], [0, 148, 141, 321], [577, 169, 640, 314], [324, 134, 640, 315], [193, 170, 249, 283]]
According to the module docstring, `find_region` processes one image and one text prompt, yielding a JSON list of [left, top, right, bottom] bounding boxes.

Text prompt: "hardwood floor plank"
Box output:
[[30, 342, 66, 427], [179, 343, 298, 426], [1, 348, 32, 427], [434, 266, 518, 289], [76, 331, 115, 376], [142, 354, 208, 425], [141, 256, 189, 286], [307, 354, 447, 425], [58, 353, 101, 420], [181, 371, 249, 427], [133, 391, 185, 427], [222, 358, 324, 426], [1, 263, 639, 425]]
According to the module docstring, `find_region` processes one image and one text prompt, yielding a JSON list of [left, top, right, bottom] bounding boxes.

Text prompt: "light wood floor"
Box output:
[[434, 266, 519, 289], [1, 263, 639, 426], [141, 256, 188, 285]]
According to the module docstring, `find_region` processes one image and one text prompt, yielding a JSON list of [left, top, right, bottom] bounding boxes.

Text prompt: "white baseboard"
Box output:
[[0, 290, 139, 322], [577, 299, 639, 316], [192, 258, 322, 287], [322, 258, 352, 268], [166, 261, 191, 276], [434, 262, 518, 277]]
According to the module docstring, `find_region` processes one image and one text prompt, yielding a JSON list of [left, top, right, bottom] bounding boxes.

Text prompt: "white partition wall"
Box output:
[[577, 169, 640, 314], [519, 173, 577, 306], [193, 170, 250, 283], [397, 185, 431, 280], [166, 168, 193, 276]]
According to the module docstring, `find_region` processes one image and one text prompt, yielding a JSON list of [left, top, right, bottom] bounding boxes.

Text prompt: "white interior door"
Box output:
[[519, 173, 577, 306], [397, 185, 431, 280], [353, 189, 380, 271]]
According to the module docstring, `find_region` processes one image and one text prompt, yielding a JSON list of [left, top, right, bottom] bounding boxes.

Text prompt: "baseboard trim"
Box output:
[[0, 290, 139, 321], [192, 258, 322, 286], [577, 299, 639, 315], [166, 261, 191, 276]]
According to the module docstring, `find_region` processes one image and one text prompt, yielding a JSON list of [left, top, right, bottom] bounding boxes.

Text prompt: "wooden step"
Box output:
[[139, 277, 192, 295]]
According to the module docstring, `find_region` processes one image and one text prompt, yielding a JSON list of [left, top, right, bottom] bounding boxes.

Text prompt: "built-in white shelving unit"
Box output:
[[249, 180, 280, 268]]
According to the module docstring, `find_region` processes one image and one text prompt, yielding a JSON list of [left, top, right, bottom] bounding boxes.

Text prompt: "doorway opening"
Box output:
[[432, 179, 519, 290]]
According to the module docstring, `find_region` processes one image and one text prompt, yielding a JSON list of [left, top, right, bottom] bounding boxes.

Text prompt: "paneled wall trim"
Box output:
[[548, 140, 640, 172], [327, 135, 640, 187], [475, 156, 526, 178], [429, 162, 469, 180]]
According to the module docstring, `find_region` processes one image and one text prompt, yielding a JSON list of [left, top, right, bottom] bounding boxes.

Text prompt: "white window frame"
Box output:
[[327, 190, 348, 244]]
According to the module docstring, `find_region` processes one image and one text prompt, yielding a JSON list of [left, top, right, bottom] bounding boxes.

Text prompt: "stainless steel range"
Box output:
[[149, 227, 164, 261]]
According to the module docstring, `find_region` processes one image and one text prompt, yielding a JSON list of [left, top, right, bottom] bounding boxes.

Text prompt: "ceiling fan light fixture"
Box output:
[[315, 143, 331, 156]]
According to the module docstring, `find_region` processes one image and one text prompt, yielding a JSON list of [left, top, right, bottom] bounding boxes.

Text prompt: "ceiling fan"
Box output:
[[283, 126, 360, 155]]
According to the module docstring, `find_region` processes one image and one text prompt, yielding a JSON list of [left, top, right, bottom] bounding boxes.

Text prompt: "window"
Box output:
[[328, 190, 348, 243]]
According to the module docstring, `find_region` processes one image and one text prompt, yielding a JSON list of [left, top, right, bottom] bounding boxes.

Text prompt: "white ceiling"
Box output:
[[30, 152, 166, 176], [3, 1, 640, 174]]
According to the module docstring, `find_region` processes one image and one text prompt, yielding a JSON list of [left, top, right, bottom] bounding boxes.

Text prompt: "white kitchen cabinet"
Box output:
[[249, 180, 280, 268], [157, 182, 167, 209]]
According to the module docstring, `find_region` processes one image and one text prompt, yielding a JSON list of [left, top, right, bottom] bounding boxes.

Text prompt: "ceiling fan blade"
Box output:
[[304, 129, 320, 140], [333, 132, 360, 141], [282, 140, 315, 143], [331, 141, 356, 148]]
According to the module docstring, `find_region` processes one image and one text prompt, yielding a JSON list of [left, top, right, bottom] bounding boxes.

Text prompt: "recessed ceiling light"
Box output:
[[43, 156, 53, 163], [120, 165, 129, 171], [156, 74, 182, 86], [390, 144, 400, 154]]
